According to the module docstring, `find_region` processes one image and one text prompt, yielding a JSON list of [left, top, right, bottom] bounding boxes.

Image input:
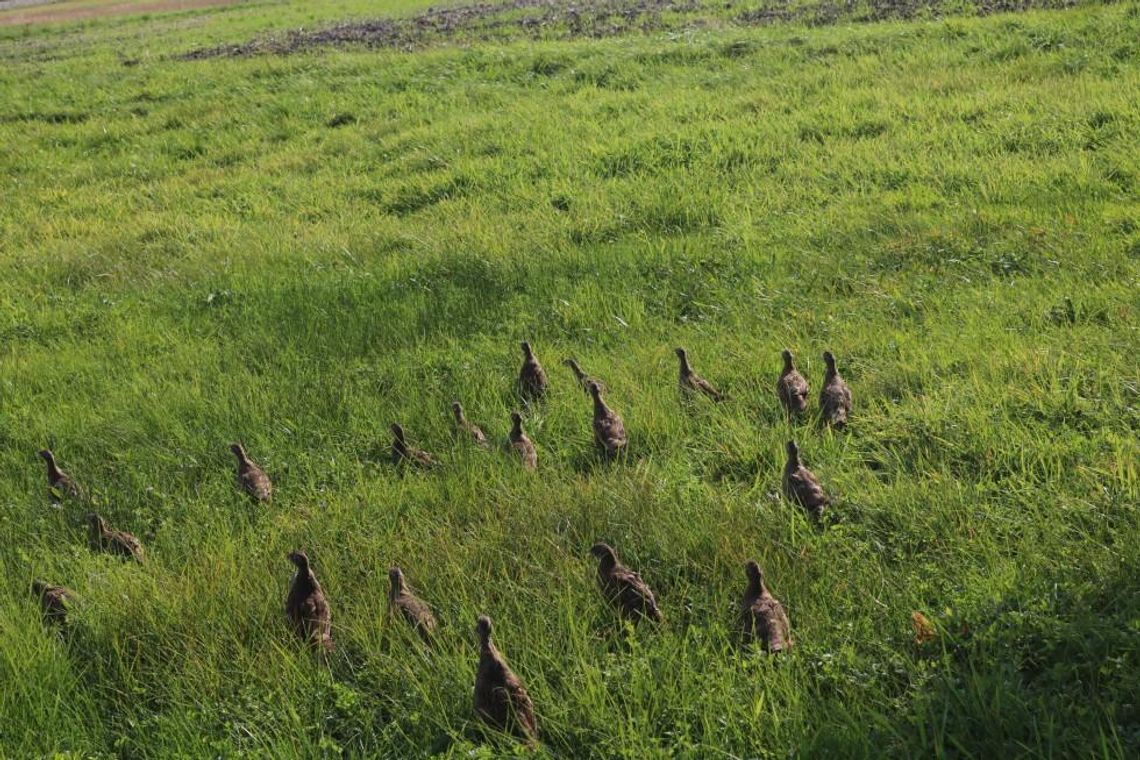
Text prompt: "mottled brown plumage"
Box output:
[[38, 448, 82, 502], [509, 412, 538, 471], [740, 561, 793, 653], [782, 440, 830, 520], [518, 341, 548, 401], [589, 542, 663, 623], [87, 513, 145, 563], [230, 443, 272, 502], [473, 615, 538, 744], [777, 349, 810, 415], [285, 551, 334, 652], [388, 567, 437, 643], [589, 382, 627, 457], [452, 401, 490, 448], [390, 423, 437, 469], [563, 358, 603, 394], [32, 580, 75, 628], [819, 351, 852, 429], [675, 347, 724, 402]]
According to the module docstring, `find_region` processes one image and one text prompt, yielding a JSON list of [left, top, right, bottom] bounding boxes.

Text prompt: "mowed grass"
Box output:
[[1, 0, 1139, 756]]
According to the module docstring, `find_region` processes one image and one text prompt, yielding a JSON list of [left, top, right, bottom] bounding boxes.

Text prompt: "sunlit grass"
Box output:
[[0, 0, 1137, 756]]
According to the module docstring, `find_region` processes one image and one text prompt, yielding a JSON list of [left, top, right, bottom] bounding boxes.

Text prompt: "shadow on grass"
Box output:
[[900, 558, 1140, 755]]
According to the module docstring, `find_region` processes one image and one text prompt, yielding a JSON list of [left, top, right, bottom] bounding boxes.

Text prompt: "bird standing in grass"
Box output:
[[777, 349, 810, 415], [87, 513, 145, 563], [38, 448, 82, 502], [675, 347, 724, 402], [473, 614, 538, 745], [740, 561, 793, 653], [285, 550, 334, 652], [388, 567, 436, 643], [391, 423, 437, 470], [782, 440, 830, 520], [589, 382, 627, 457], [230, 443, 272, 502], [508, 411, 538, 471], [32, 580, 75, 629], [518, 341, 548, 401], [452, 401, 490, 448], [819, 351, 852, 429], [563, 357, 602, 394], [589, 542, 663, 623]]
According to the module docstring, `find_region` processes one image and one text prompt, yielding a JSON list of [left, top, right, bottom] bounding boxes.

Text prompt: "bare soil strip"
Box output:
[[0, 0, 240, 27], [178, 0, 1082, 59]]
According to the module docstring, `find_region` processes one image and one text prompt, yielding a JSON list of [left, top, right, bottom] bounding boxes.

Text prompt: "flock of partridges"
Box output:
[[29, 341, 852, 745]]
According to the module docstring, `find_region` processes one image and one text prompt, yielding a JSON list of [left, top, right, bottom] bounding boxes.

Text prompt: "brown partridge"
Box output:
[[819, 351, 852, 429], [675, 347, 724, 401], [87, 513, 145, 563], [452, 401, 490, 448], [782, 440, 830, 520], [390, 424, 437, 469], [32, 580, 75, 629], [517, 341, 548, 401], [38, 448, 83, 502], [473, 615, 538, 744], [508, 412, 538, 471], [777, 349, 810, 415], [285, 550, 334, 652], [740, 561, 793, 652], [589, 542, 663, 623], [230, 443, 272, 502], [589, 382, 627, 457], [563, 358, 603, 394], [388, 567, 437, 643]]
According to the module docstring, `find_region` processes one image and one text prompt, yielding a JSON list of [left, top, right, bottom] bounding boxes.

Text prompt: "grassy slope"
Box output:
[[1, 1, 1138, 757]]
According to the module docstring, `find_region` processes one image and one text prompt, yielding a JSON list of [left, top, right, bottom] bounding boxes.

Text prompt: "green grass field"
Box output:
[[1, 0, 1138, 756]]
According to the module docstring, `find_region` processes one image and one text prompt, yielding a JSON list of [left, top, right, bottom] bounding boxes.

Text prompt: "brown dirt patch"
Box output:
[[181, 0, 705, 58], [178, 0, 1084, 59], [0, 0, 240, 27]]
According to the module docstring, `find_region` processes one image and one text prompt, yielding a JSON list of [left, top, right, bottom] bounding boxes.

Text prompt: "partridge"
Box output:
[[32, 580, 75, 628], [87, 513, 145, 563], [473, 615, 538, 744], [230, 443, 272, 502], [675, 347, 724, 401], [38, 448, 82, 502], [589, 542, 663, 623], [285, 550, 334, 652], [518, 341, 548, 401], [819, 351, 852, 429], [390, 424, 437, 469], [508, 412, 538, 471], [388, 567, 437, 643], [740, 561, 793, 652], [563, 358, 602, 394], [782, 440, 830, 520], [589, 382, 627, 457], [777, 349, 810, 415], [452, 401, 490, 448]]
